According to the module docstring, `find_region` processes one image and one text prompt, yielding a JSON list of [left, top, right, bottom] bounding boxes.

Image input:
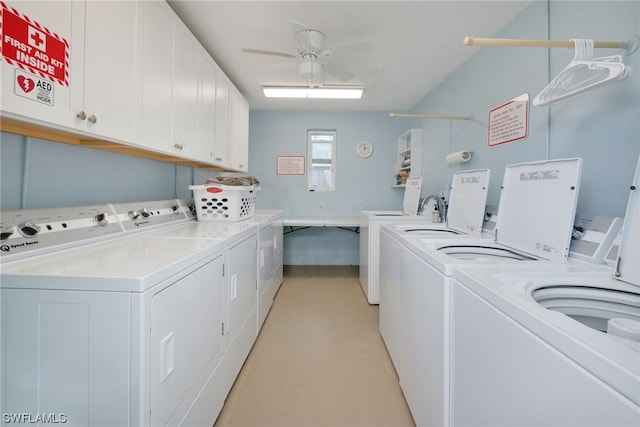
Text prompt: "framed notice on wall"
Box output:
[[277, 156, 305, 175], [488, 93, 529, 147]]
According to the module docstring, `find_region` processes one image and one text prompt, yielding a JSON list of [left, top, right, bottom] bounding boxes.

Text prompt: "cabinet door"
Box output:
[[140, 1, 174, 149], [171, 22, 199, 157], [1, 288, 131, 426], [81, 0, 141, 142], [198, 53, 217, 163], [228, 88, 249, 171], [1, 1, 83, 128], [213, 72, 230, 166]]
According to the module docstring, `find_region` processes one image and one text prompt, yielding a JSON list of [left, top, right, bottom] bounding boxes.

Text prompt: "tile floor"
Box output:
[[213, 265, 415, 427]]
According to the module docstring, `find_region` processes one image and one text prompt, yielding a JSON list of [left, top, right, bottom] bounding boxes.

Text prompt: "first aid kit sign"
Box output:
[[1, 2, 69, 86]]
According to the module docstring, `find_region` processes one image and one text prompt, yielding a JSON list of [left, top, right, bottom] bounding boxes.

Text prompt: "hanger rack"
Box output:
[[389, 113, 471, 121], [463, 36, 639, 53]]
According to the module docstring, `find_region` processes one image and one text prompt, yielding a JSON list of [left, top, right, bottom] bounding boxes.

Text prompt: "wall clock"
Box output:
[[357, 141, 373, 158]]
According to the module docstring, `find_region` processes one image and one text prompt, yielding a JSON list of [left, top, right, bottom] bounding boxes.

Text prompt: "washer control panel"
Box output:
[[110, 199, 187, 232], [0, 204, 121, 261]]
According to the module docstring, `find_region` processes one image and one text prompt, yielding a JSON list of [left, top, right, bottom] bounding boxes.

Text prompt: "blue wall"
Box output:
[[232, 111, 408, 265], [2, 0, 639, 266], [0, 133, 194, 209], [412, 0, 639, 217]]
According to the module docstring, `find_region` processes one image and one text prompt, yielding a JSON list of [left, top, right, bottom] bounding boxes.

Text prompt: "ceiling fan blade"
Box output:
[[288, 19, 307, 34], [242, 48, 296, 59], [323, 62, 355, 82]]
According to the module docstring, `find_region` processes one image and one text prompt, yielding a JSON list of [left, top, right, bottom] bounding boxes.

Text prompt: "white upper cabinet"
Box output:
[[1, 1, 79, 127], [78, 1, 142, 142], [170, 21, 200, 157], [198, 53, 217, 163], [140, 1, 174, 150], [1, 0, 249, 170], [1, 0, 141, 143], [214, 71, 231, 167], [229, 88, 249, 172]]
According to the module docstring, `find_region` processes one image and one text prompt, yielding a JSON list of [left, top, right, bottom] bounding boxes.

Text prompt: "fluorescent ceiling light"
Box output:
[[263, 87, 363, 99]]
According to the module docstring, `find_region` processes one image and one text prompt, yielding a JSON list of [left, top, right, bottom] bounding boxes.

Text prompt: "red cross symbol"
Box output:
[[28, 26, 46, 50]]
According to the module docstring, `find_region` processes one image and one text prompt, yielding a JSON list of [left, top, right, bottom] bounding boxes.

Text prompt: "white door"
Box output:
[[79, 0, 141, 142], [150, 256, 224, 427]]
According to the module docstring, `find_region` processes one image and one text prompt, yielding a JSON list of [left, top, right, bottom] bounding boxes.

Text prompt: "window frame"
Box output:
[[307, 129, 337, 192]]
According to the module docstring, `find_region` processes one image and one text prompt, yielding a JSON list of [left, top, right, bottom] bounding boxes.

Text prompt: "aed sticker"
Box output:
[[14, 68, 54, 106]]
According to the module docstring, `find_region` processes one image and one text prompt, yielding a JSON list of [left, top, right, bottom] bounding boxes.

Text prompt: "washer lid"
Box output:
[[402, 177, 422, 215], [447, 169, 491, 235], [496, 158, 582, 261], [616, 157, 640, 287]]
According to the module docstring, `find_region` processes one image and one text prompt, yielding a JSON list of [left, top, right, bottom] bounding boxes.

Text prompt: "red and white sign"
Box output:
[[14, 68, 53, 105], [488, 94, 529, 147], [0, 2, 69, 86], [277, 156, 306, 175]]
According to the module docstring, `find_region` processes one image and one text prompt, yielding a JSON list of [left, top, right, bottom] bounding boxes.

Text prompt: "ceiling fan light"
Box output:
[[263, 87, 309, 98], [263, 87, 363, 99], [298, 61, 323, 81], [307, 88, 363, 99]]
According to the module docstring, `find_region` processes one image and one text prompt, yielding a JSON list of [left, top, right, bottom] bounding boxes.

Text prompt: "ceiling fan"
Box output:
[[242, 20, 360, 87]]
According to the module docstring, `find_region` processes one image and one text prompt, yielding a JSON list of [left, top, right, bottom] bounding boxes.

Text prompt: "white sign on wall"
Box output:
[[276, 156, 305, 175], [488, 93, 529, 147]]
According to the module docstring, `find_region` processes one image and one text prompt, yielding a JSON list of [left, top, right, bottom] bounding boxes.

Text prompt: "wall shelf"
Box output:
[[393, 128, 422, 186]]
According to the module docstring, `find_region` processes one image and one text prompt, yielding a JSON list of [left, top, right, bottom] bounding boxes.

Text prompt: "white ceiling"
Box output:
[[167, 1, 532, 112]]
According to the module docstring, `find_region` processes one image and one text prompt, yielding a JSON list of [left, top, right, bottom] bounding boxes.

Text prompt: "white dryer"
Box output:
[[450, 158, 640, 426], [127, 201, 281, 399], [0, 200, 232, 427]]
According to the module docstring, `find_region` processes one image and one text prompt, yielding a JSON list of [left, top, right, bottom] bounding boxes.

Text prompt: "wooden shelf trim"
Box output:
[[1, 117, 227, 171]]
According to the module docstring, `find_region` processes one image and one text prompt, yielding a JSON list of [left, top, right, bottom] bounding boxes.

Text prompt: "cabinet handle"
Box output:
[[76, 111, 87, 120], [215, 157, 222, 162], [173, 143, 184, 150], [87, 114, 97, 124]]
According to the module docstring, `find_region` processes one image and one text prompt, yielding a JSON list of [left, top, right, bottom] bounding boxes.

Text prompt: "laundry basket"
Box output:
[[189, 183, 257, 221]]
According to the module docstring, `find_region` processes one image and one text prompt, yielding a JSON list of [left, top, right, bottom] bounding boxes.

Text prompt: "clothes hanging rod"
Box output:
[[389, 113, 472, 121], [463, 36, 633, 51]]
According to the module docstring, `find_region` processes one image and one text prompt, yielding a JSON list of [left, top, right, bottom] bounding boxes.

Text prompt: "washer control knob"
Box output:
[[139, 208, 151, 218], [0, 228, 14, 241], [94, 212, 109, 226], [128, 210, 140, 220], [18, 221, 41, 238]]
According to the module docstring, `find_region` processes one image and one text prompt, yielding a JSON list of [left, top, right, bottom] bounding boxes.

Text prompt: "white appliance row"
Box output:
[[0, 200, 283, 427], [360, 170, 491, 304], [379, 157, 640, 426]]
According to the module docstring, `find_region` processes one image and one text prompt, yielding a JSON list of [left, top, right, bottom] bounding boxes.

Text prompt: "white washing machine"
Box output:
[[360, 176, 425, 303], [449, 157, 640, 426], [382, 168, 493, 244], [361, 170, 491, 304], [378, 158, 592, 427], [0, 199, 248, 427]]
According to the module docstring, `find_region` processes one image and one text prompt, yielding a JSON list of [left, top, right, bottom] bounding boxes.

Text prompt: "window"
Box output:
[[307, 130, 336, 191]]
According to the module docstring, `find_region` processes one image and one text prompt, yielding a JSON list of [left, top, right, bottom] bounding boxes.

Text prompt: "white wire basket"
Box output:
[[189, 184, 257, 221]]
